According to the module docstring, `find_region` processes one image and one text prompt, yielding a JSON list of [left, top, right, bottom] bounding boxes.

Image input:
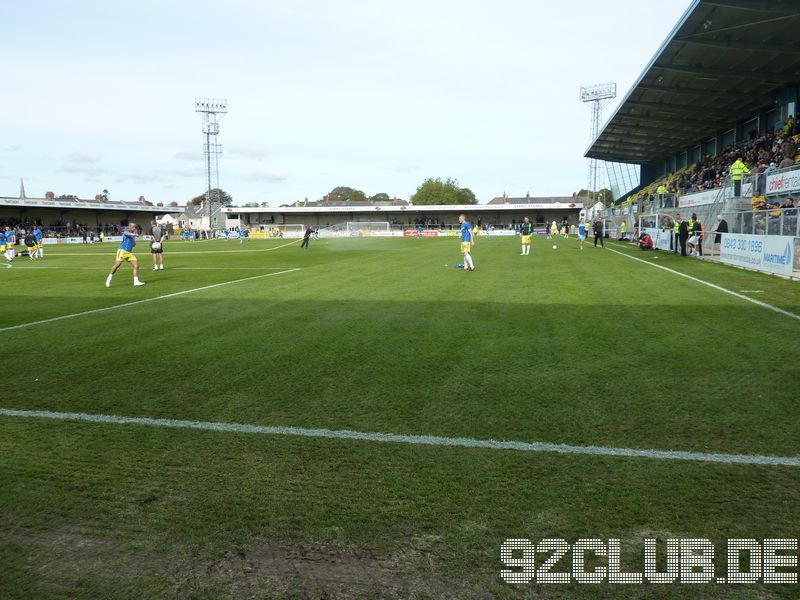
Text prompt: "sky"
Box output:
[[3, 0, 692, 206]]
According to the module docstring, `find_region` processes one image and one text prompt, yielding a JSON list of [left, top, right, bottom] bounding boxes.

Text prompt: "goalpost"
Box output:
[[265, 224, 305, 239], [317, 221, 392, 238]]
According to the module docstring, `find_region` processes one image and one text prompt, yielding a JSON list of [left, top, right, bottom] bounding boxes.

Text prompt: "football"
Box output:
[[151, 242, 162, 251], [552, 245, 557, 249]]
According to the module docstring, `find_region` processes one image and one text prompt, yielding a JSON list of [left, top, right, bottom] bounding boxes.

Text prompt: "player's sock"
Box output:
[[105, 274, 113, 287], [159, 264, 164, 270], [133, 277, 145, 286]]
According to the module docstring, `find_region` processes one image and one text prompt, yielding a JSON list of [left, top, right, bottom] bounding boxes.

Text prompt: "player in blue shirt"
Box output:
[[106, 223, 145, 287], [458, 214, 475, 271], [32, 226, 43, 259], [3, 226, 16, 262], [577, 218, 587, 250]]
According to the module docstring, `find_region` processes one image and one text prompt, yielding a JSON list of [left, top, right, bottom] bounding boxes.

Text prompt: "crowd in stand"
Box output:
[[627, 116, 799, 207]]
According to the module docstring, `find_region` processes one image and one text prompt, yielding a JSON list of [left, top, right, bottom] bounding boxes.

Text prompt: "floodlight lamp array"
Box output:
[[579, 83, 617, 102], [194, 98, 228, 113]]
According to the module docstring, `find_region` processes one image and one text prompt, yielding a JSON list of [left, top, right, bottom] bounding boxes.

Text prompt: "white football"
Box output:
[[552, 245, 557, 249]]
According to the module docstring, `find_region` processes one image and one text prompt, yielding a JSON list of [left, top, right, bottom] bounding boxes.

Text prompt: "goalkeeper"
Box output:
[[149, 220, 165, 271]]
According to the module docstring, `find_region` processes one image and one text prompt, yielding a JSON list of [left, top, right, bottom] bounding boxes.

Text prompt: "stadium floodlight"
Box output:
[[195, 97, 228, 234], [579, 83, 616, 102], [580, 82, 617, 206], [194, 98, 228, 113]]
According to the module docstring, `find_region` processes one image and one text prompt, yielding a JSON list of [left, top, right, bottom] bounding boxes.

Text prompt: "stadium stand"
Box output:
[[0, 186, 171, 241], [585, 0, 800, 274]]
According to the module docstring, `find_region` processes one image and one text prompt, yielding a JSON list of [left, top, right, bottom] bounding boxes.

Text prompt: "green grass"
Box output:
[[1, 235, 799, 598]]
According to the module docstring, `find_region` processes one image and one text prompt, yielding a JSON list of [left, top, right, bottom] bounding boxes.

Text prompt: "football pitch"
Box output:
[[1, 235, 799, 599]]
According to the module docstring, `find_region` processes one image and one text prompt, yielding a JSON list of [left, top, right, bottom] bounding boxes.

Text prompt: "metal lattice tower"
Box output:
[[580, 83, 616, 206], [194, 98, 227, 230]]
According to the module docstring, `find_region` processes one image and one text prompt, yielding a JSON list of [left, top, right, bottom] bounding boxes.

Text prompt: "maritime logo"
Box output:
[[762, 241, 792, 266]]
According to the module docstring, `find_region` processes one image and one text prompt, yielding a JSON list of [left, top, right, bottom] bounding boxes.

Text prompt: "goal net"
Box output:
[[317, 221, 392, 238], [265, 224, 305, 238]]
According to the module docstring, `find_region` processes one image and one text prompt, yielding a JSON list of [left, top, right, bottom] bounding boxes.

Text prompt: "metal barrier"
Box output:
[[724, 207, 799, 237]]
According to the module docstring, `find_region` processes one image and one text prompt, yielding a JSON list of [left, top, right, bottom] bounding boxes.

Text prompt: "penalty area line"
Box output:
[[605, 244, 800, 323], [1, 407, 799, 467], [0, 268, 300, 333]]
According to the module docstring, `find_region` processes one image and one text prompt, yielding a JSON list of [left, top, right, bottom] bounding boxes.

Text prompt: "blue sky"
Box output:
[[3, 0, 690, 205]]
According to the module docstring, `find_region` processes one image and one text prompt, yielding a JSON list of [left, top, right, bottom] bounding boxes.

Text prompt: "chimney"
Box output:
[[45, 191, 55, 200]]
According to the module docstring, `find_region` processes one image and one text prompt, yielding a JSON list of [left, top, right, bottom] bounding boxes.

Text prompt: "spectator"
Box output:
[[729, 155, 750, 197], [712, 214, 728, 256], [780, 136, 796, 161], [639, 232, 654, 251], [690, 213, 703, 256], [751, 195, 768, 211], [678, 217, 689, 256], [785, 115, 795, 137], [592, 218, 604, 248], [673, 214, 681, 254]]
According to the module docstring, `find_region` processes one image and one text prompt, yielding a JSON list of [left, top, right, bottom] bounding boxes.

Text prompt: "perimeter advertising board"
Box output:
[[719, 233, 796, 276]]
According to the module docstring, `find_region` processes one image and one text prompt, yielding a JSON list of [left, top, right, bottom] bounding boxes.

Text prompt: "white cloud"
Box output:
[[229, 146, 274, 161], [244, 171, 288, 183], [174, 150, 204, 161], [61, 164, 109, 177], [66, 152, 102, 164], [166, 165, 207, 178], [127, 170, 167, 183]]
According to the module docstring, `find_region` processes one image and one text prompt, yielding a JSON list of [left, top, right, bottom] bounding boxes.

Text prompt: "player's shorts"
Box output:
[[115, 249, 137, 262], [150, 241, 163, 254], [460, 241, 472, 253], [578, 233, 586, 241], [521, 235, 531, 245], [36, 242, 43, 249]]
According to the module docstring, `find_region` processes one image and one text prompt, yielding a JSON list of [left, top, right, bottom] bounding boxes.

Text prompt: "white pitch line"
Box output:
[[1, 266, 299, 271], [0, 407, 797, 467], [42, 239, 300, 256], [605, 245, 800, 322], [0, 268, 300, 333]]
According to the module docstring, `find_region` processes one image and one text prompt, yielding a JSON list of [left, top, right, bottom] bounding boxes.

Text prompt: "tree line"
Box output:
[[188, 178, 478, 208]]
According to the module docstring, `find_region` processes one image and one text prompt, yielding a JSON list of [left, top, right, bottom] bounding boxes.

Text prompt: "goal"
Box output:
[[265, 224, 305, 239], [318, 221, 392, 238]]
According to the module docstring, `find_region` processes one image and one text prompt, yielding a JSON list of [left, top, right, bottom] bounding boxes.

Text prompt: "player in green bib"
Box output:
[[519, 216, 533, 256]]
